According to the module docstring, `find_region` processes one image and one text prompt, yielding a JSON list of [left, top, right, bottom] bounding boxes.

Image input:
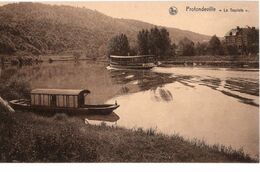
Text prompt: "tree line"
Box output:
[[108, 27, 173, 59], [108, 27, 259, 59]]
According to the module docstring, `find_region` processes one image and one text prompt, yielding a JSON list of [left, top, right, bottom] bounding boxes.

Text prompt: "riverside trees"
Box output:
[[137, 27, 172, 59], [107, 28, 255, 58], [107, 34, 130, 56], [108, 27, 172, 60]]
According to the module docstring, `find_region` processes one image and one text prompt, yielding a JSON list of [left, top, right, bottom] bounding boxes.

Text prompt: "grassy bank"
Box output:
[[0, 112, 256, 162]]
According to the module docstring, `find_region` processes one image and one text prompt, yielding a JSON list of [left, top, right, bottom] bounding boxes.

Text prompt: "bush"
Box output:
[[0, 68, 31, 100]]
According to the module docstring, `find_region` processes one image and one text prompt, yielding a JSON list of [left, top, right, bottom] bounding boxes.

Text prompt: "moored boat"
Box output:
[[109, 55, 156, 69], [9, 89, 119, 115]]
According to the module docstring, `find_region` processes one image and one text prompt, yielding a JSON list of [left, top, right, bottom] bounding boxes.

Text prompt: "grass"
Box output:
[[0, 112, 257, 162]]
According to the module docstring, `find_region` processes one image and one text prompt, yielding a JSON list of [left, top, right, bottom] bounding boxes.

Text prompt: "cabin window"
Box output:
[[56, 95, 78, 108], [50, 95, 56, 107], [42, 95, 50, 106], [33, 94, 40, 105], [68, 96, 75, 108], [31, 94, 49, 106], [31, 95, 35, 105], [57, 95, 65, 107], [74, 96, 78, 107]]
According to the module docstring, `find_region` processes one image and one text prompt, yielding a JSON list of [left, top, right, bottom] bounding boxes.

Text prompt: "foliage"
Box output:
[[226, 45, 239, 55], [137, 29, 149, 55], [0, 3, 209, 57], [0, 35, 16, 54], [178, 37, 195, 56], [0, 67, 31, 100], [208, 35, 224, 55], [107, 34, 130, 56], [195, 42, 208, 55], [137, 27, 172, 58]]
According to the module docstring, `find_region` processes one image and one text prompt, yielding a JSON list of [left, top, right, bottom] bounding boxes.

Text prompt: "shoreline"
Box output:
[[1, 54, 259, 69], [0, 112, 257, 162]]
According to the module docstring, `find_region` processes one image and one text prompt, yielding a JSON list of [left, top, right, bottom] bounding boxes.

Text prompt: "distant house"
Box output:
[[225, 26, 259, 54]]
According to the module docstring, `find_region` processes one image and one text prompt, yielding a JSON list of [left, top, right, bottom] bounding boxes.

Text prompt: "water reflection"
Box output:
[[84, 112, 120, 126], [109, 69, 175, 92], [152, 87, 173, 102], [154, 67, 259, 107]]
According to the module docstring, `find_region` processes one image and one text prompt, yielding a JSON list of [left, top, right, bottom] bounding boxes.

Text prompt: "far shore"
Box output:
[[1, 54, 259, 68]]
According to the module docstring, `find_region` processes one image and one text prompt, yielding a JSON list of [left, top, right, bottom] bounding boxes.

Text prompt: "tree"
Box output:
[[170, 43, 177, 56], [107, 34, 130, 56], [0, 35, 16, 54], [208, 35, 223, 55], [226, 45, 239, 55], [137, 27, 172, 59], [178, 37, 195, 56], [158, 28, 172, 57], [195, 42, 208, 55], [148, 27, 161, 56], [137, 29, 149, 55]]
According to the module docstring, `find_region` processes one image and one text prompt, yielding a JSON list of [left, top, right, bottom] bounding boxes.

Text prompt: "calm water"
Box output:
[[2, 61, 259, 158]]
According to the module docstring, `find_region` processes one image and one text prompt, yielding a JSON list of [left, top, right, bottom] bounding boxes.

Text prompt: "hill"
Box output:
[[0, 2, 210, 57]]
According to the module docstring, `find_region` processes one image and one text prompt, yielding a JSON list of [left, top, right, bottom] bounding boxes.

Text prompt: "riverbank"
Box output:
[[159, 55, 259, 68], [0, 112, 256, 162]]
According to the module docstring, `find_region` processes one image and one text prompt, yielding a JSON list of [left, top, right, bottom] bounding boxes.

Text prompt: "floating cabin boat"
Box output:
[[9, 89, 119, 115], [109, 55, 156, 69]]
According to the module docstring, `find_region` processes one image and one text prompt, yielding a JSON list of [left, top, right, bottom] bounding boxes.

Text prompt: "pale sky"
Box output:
[[0, 1, 259, 37]]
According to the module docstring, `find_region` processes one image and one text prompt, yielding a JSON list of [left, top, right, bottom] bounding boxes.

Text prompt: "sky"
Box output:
[[0, 1, 259, 37]]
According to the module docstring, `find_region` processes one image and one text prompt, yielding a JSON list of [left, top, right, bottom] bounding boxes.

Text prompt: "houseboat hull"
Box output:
[[109, 63, 155, 70], [9, 99, 119, 115], [109, 55, 156, 70]]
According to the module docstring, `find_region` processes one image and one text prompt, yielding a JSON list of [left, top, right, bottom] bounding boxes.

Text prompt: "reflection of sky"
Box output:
[[107, 81, 259, 159], [107, 66, 259, 159]]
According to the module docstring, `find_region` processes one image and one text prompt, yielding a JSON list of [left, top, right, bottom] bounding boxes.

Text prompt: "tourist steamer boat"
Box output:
[[109, 55, 156, 69], [9, 89, 119, 115]]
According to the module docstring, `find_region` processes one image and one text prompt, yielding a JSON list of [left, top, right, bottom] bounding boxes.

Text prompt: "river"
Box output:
[[2, 61, 259, 159]]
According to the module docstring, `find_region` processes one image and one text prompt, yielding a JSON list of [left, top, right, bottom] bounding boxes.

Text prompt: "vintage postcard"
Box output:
[[0, 0, 259, 164]]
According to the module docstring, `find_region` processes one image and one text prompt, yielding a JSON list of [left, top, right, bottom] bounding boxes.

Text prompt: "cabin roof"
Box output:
[[31, 89, 90, 95], [110, 55, 154, 59]]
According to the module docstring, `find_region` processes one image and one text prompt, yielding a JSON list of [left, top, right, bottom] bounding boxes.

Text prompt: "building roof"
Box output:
[[225, 27, 257, 37], [31, 89, 90, 95], [110, 55, 154, 59], [225, 28, 239, 37]]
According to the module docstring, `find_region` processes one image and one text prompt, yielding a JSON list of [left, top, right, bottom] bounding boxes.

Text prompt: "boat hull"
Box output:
[[109, 63, 155, 70], [9, 100, 119, 115]]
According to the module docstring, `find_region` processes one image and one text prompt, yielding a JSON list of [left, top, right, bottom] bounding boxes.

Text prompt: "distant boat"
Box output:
[[109, 55, 156, 69], [9, 89, 119, 115]]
